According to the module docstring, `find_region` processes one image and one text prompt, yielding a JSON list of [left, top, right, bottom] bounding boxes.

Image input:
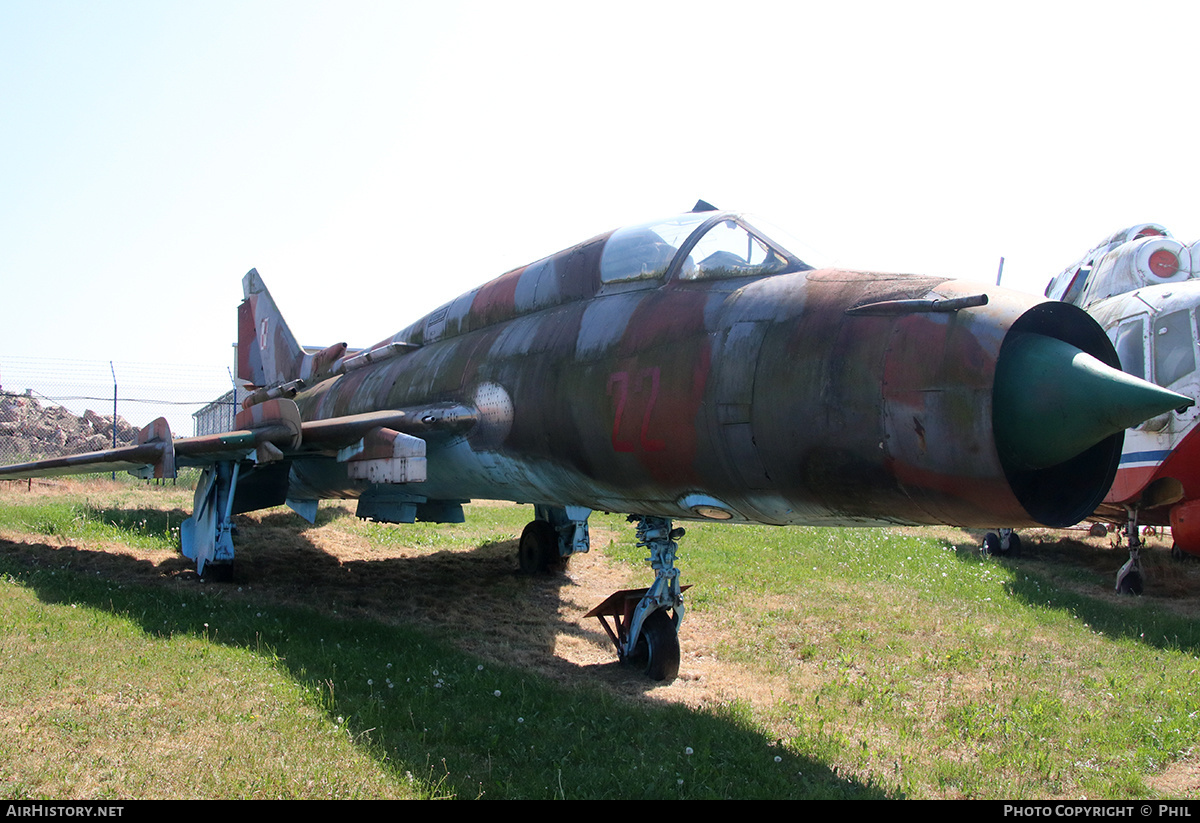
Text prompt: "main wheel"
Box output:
[[201, 562, 234, 583], [518, 520, 557, 575], [1006, 532, 1023, 557], [627, 609, 680, 682], [981, 532, 1001, 556]]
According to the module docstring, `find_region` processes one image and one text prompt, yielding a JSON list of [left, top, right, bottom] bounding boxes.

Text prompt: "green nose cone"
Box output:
[[994, 333, 1194, 472]]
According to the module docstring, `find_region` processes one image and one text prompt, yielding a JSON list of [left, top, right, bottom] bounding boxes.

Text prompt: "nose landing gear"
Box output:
[[585, 515, 687, 682]]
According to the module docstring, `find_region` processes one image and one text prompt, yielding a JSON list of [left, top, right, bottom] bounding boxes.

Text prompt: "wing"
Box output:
[[0, 398, 476, 483], [0, 397, 477, 577]]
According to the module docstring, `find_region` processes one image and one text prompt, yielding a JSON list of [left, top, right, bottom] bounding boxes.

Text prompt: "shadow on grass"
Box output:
[[0, 535, 893, 799], [939, 532, 1200, 658]]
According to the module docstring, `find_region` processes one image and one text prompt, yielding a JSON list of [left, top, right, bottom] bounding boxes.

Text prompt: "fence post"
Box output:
[[227, 367, 238, 434], [110, 361, 117, 480]]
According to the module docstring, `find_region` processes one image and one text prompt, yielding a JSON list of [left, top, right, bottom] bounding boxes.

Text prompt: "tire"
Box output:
[[202, 562, 234, 583], [518, 520, 558, 575], [981, 532, 1001, 556], [1117, 570, 1143, 596], [629, 610, 680, 683]]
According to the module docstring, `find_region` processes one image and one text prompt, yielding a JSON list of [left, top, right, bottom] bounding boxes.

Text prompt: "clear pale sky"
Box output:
[[5, 0, 1200, 372]]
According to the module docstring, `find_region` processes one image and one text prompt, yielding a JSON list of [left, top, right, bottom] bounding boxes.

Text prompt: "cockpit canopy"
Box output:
[[599, 211, 813, 285], [394, 209, 819, 349]]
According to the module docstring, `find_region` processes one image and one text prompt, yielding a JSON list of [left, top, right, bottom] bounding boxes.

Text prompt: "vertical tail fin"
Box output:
[[238, 269, 303, 388], [237, 269, 348, 389]]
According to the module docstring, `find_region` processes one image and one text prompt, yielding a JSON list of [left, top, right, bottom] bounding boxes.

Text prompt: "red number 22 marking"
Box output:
[[606, 367, 665, 453]]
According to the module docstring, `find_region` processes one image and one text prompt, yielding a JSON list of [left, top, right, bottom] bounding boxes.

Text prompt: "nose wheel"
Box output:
[[584, 587, 687, 682], [585, 515, 688, 682], [626, 609, 681, 681]]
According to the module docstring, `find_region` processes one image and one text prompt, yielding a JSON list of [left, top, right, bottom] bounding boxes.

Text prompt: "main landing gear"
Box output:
[[981, 528, 1022, 557], [518, 504, 592, 574], [1115, 504, 1144, 596], [181, 461, 240, 580]]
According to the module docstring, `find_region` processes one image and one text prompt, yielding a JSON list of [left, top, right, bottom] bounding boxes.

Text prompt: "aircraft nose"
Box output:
[[993, 333, 1194, 472]]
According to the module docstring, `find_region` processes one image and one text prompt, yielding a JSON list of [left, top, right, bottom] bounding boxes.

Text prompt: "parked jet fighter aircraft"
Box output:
[[1044, 225, 1200, 592], [1, 204, 1191, 680]]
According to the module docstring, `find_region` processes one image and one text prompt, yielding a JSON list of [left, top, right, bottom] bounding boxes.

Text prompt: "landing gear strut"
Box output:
[[181, 460, 241, 579], [1116, 504, 1144, 595], [585, 515, 686, 682]]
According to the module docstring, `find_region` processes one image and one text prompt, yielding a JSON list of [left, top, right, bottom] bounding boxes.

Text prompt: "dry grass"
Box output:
[[0, 479, 798, 714]]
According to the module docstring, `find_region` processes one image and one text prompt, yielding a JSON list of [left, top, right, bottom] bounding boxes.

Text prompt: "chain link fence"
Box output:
[[0, 356, 246, 466]]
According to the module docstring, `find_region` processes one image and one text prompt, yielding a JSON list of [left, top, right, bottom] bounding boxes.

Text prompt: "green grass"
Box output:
[[0, 575, 418, 799], [605, 523, 1200, 798], [0, 501, 181, 552], [0, 486, 876, 799], [348, 502, 532, 552], [3, 482, 1200, 798], [0, 560, 870, 799]]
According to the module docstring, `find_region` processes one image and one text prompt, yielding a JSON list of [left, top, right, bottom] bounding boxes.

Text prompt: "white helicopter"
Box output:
[[1036, 224, 1200, 593]]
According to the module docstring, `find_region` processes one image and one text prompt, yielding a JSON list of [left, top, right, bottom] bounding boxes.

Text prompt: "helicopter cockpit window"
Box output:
[[1153, 309, 1196, 387], [1061, 264, 1092, 305], [600, 213, 709, 284], [1113, 317, 1146, 381]]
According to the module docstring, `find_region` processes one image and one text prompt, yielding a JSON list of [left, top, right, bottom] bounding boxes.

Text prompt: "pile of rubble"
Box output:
[[0, 392, 138, 463]]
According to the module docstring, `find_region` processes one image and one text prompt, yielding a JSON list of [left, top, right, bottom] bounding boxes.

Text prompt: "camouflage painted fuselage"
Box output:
[[275, 216, 1117, 530]]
